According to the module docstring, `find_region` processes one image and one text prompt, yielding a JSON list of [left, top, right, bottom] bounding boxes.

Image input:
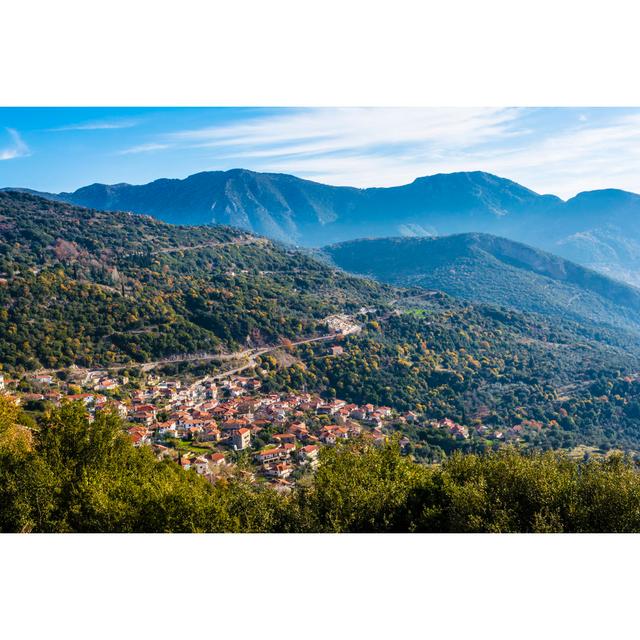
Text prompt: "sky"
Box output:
[[2, 107, 640, 199]]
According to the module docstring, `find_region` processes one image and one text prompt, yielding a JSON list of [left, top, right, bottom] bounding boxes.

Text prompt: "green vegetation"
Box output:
[[259, 304, 640, 452], [325, 234, 640, 335], [0, 192, 390, 371], [3, 396, 640, 533]]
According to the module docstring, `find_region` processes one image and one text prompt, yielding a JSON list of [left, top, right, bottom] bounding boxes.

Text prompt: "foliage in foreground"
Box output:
[[2, 397, 640, 533]]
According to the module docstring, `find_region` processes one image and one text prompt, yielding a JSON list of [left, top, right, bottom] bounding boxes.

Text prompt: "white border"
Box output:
[[2, 533, 639, 639], [2, 0, 640, 106]]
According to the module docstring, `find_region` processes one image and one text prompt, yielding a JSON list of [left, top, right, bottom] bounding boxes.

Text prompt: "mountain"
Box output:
[[7, 169, 640, 285], [6, 170, 559, 244], [324, 233, 640, 335]]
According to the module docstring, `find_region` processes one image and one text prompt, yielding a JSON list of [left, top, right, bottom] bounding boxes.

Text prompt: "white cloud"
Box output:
[[211, 108, 640, 197], [459, 112, 640, 197], [114, 108, 640, 197], [118, 142, 172, 155], [172, 107, 522, 155], [0, 128, 30, 161], [162, 107, 526, 187], [51, 119, 138, 131]]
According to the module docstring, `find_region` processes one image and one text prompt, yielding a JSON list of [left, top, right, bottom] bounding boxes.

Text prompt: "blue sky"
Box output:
[[2, 107, 640, 198]]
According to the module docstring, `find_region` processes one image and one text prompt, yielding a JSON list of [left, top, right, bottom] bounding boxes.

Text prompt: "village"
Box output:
[[0, 365, 416, 489], [0, 354, 547, 488]]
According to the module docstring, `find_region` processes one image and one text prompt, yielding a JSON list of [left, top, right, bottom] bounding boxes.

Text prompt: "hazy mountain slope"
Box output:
[[539, 189, 640, 287], [4, 170, 560, 244], [7, 168, 640, 284], [325, 233, 640, 334]]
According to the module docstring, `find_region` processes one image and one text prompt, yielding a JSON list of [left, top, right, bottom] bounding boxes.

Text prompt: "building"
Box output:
[[32, 373, 54, 385], [297, 444, 319, 463], [232, 427, 251, 451], [255, 448, 283, 464], [208, 452, 226, 467]]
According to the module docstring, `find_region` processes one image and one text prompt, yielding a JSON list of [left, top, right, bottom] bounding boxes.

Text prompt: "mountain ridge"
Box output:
[[4, 169, 640, 284], [324, 232, 640, 335]]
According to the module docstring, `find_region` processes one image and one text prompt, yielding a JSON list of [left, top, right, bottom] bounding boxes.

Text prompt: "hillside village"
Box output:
[[0, 346, 548, 488]]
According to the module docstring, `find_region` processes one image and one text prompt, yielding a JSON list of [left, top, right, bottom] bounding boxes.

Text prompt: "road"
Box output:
[[122, 236, 264, 258], [208, 333, 336, 380], [35, 332, 337, 377]]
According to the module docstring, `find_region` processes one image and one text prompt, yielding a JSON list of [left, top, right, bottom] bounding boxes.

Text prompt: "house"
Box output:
[[232, 427, 251, 451], [255, 448, 283, 464], [297, 444, 319, 462], [193, 457, 209, 475], [265, 462, 293, 479], [287, 421, 308, 440], [133, 404, 157, 420], [207, 452, 226, 467], [272, 433, 296, 446], [127, 424, 151, 446], [347, 423, 363, 437], [32, 373, 54, 385], [132, 410, 155, 426], [198, 425, 221, 442], [203, 382, 218, 400], [221, 419, 249, 433], [281, 442, 296, 456], [330, 345, 344, 357], [95, 378, 118, 391], [316, 403, 338, 416], [366, 414, 383, 428], [321, 431, 337, 444], [66, 393, 95, 406]]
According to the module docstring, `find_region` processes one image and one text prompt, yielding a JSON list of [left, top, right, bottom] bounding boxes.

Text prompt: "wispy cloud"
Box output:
[[138, 107, 524, 186], [0, 128, 30, 161], [110, 107, 640, 197], [118, 142, 172, 155], [50, 119, 138, 132], [450, 112, 640, 197], [171, 107, 522, 156], [190, 108, 640, 197]]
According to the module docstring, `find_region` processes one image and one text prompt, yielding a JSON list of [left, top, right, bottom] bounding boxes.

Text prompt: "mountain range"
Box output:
[[324, 233, 640, 336], [6, 169, 640, 286]]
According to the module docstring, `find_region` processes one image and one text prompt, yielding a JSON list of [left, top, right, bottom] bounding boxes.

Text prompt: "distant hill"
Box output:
[[325, 233, 640, 335], [6, 169, 640, 285]]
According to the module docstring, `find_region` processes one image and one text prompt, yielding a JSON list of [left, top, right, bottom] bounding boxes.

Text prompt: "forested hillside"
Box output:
[[0, 191, 389, 371], [258, 299, 640, 453], [10, 168, 640, 285], [325, 234, 640, 334]]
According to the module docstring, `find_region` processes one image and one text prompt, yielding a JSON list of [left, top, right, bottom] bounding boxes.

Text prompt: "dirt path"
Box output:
[[122, 236, 264, 258]]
